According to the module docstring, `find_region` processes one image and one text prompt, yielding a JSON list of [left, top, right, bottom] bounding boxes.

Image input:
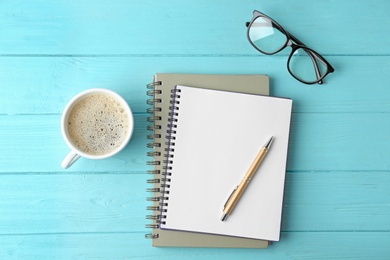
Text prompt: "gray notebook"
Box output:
[[146, 73, 270, 248]]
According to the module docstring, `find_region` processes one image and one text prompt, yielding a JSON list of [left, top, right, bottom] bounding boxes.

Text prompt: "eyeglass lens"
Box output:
[[248, 17, 287, 54], [248, 15, 330, 84], [288, 48, 328, 83]]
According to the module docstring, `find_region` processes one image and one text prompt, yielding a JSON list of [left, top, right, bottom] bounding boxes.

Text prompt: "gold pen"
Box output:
[[221, 136, 274, 221]]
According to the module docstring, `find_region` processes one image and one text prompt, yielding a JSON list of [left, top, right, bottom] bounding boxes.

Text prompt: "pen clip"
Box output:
[[222, 186, 238, 210]]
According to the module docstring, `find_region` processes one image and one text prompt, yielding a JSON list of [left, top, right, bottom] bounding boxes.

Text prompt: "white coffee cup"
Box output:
[[61, 88, 134, 169]]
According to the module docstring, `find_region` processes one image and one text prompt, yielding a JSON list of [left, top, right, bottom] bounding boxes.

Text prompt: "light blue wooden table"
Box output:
[[1, 0, 389, 258]]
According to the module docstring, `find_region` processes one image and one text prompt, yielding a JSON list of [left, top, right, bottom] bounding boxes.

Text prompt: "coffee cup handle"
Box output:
[[61, 151, 81, 169]]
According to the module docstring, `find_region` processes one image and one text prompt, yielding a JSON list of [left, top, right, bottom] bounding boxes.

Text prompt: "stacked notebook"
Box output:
[[146, 73, 292, 248]]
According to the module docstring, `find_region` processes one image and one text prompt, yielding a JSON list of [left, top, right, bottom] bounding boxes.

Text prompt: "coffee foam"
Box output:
[[67, 93, 130, 156]]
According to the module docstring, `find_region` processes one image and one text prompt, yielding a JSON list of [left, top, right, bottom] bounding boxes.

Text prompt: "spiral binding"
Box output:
[[145, 82, 182, 240], [145, 80, 163, 239], [158, 87, 181, 226]]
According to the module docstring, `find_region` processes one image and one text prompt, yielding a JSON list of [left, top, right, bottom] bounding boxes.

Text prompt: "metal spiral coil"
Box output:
[[145, 233, 159, 239], [157, 87, 182, 227], [146, 81, 162, 168], [145, 80, 164, 240], [145, 84, 182, 238]]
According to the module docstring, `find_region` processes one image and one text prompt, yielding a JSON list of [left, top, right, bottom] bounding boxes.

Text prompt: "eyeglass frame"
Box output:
[[246, 10, 335, 85]]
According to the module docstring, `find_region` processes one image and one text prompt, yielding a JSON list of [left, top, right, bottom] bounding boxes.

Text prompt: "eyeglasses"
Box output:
[[246, 10, 334, 85]]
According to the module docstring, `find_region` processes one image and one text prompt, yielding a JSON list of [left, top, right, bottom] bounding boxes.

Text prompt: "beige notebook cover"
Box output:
[[146, 73, 270, 248]]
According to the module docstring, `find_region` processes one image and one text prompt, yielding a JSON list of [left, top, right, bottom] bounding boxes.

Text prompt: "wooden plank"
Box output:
[[0, 56, 389, 115], [282, 171, 390, 231], [0, 113, 390, 172], [0, 114, 149, 173], [0, 174, 147, 235], [0, 232, 388, 258], [0, 0, 389, 55], [0, 171, 388, 234], [288, 112, 390, 171], [1, 112, 389, 173]]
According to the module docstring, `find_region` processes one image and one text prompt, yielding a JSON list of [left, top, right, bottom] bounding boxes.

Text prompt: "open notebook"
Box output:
[[146, 73, 270, 247], [160, 85, 292, 241]]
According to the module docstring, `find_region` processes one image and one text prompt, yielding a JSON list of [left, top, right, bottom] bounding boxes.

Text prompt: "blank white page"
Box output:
[[160, 85, 292, 241]]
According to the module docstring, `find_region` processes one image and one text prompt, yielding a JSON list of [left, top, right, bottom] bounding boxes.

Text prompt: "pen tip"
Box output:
[[221, 213, 228, 221], [264, 136, 274, 149]]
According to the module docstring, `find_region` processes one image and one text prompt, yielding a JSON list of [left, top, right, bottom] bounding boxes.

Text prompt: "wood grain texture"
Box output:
[[0, 0, 389, 258], [0, 0, 389, 55], [0, 172, 388, 235], [0, 56, 390, 115], [0, 232, 389, 259], [0, 114, 148, 173], [0, 174, 147, 235], [1, 113, 389, 172]]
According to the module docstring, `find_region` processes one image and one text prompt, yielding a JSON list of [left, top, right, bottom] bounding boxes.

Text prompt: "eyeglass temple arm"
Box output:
[[306, 50, 323, 84]]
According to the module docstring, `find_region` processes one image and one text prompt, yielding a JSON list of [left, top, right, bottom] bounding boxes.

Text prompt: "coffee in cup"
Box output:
[[61, 88, 134, 169]]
